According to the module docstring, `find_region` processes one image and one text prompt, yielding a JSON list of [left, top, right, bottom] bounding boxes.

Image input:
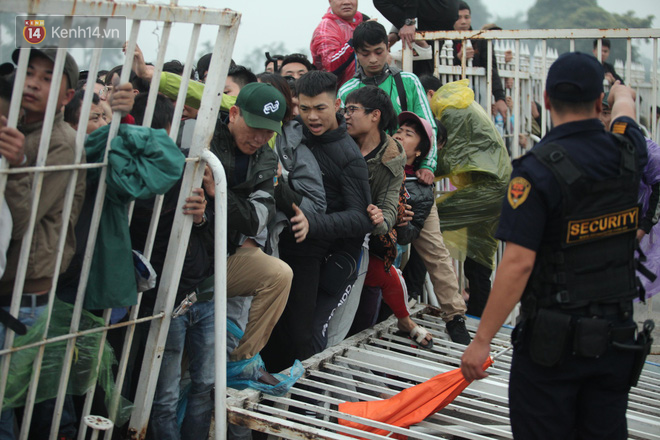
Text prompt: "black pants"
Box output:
[[261, 233, 326, 373], [464, 257, 492, 317], [509, 338, 635, 439]]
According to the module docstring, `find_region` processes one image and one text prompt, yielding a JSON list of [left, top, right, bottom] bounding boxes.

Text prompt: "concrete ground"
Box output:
[[633, 297, 660, 364]]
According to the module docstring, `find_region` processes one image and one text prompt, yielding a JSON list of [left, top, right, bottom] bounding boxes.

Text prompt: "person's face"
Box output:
[[265, 60, 283, 73], [599, 108, 612, 129], [281, 62, 308, 80], [22, 55, 73, 121], [224, 76, 241, 96], [298, 92, 340, 136], [228, 106, 275, 155], [594, 45, 610, 63], [329, 0, 357, 21], [344, 101, 378, 140], [92, 82, 108, 101], [505, 78, 514, 90], [454, 9, 471, 31], [393, 122, 422, 165], [356, 41, 389, 77], [85, 102, 108, 134]]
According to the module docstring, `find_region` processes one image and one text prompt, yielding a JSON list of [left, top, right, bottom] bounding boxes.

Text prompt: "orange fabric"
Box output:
[[338, 357, 494, 439]]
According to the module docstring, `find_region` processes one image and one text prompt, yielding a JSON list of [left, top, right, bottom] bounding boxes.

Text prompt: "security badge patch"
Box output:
[[566, 207, 638, 244], [507, 177, 531, 209]]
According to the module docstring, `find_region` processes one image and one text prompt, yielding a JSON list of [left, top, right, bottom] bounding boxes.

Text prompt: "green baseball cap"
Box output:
[[235, 82, 286, 135], [12, 47, 79, 90]]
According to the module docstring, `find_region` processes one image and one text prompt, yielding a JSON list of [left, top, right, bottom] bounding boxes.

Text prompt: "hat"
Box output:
[[398, 111, 434, 147], [235, 82, 286, 135], [545, 52, 604, 102], [12, 47, 79, 90]]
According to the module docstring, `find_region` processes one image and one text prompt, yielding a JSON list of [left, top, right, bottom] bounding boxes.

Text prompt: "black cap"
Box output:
[[545, 52, 604, 102], [12, 47, 79, 90]]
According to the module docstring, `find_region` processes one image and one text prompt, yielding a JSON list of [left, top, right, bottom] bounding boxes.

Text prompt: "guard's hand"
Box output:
[[0, 116, 26, 167], [109, 80, 135, 116], [461, 338, 491, 381], [202, 164, 215, 199], [416, 168, 434, 185], [604, 72, 616, 85], [367, 204, 384, 226], [397, 203, 414, 227], [290, 203, 309, 243]]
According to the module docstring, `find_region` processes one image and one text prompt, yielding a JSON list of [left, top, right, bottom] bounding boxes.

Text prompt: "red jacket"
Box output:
[[310, 8, 364, 87]]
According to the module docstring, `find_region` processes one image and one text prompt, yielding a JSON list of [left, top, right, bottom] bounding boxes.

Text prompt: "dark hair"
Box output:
[[345, 86, 397, 133], [593, 38, 611, 49], [419, 75, 442, 94], [352, 21, 388, 52], [196, 54, 236, 82], [0, 75, 14, 102], [228, 65, 258, 89], [76, 77, 104, 91], [105, 65, 149, 93], [264, 52, 285, 71], [458, 1, 471, 12], [256, 73, 294, 123], [163, 60, 184, 75], [400, 119, 431, 169], [281, 53, 314, 73], [64, 88, 100, 125], [97, 70, 108, 79], [295, 70, 337, 98], [131, 92, 175, 130]]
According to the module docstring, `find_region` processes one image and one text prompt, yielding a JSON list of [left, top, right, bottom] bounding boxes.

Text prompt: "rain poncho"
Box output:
[[4, 297, 133, 425], [431, 80, 512, 268], [638, 138, 660, 299], [84, 124, 185, 310]]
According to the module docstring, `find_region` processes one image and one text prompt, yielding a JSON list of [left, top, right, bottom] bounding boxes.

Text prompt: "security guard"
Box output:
[[461, 52, 649, 439]]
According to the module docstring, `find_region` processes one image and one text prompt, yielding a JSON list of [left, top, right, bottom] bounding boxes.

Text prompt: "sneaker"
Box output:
[[446, 316, 471, 345]]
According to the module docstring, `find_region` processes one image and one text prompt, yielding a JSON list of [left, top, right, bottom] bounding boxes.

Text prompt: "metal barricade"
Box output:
[[0, 1, 238, 439], [401, 29, 660, 323]]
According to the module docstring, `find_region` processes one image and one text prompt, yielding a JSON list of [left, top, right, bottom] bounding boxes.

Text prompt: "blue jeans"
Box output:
[[149, 300, 215, 440], [0, 304, 47, 440]]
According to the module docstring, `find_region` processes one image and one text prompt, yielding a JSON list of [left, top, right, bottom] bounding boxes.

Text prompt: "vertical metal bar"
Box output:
[[0, 15, 74, 421], [48, 18, 108, 440], [433, 40, 440, 78], [541, 40, 548, 138], [402, 40, 413, 73], [652, 38, 658, 143], [0, 45, 31, 412], [70, 18, 143, 440], [512, 41, 521, 158], [486, 39, 493, 118], [626, 38, 632, 85], [569, 38, 575, 52], [461, 37, 467, 80], [596, 38, 602, 62], [201, 150, 228, 440]]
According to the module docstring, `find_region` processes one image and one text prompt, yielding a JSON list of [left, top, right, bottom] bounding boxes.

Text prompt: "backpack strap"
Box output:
[[393, 72, 408, 112]]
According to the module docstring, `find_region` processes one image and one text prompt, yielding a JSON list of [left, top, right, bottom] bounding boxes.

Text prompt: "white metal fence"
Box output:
[[400, 28, 660, 323], [0, 1, 237, 439]]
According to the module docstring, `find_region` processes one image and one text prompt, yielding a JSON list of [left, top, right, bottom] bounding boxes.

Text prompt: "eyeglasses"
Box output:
[[342, 105, 374, 116]]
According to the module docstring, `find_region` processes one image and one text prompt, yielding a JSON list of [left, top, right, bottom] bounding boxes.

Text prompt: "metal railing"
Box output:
[[401, 28, 660, 322], [0, 1, 238, 439]]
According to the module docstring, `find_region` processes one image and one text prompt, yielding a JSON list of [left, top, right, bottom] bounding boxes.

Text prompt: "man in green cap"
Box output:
[[208, 82, 294, 381]]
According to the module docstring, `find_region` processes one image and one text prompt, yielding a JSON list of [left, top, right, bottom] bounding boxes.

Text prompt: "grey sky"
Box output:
[[127, 0, 659, 70]]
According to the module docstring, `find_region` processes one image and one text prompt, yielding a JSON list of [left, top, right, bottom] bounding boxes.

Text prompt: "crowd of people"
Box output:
[[0, 0, 658, 439]]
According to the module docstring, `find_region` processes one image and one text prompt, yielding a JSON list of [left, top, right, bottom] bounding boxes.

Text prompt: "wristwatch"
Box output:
[[404, 18, 416, 26]]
